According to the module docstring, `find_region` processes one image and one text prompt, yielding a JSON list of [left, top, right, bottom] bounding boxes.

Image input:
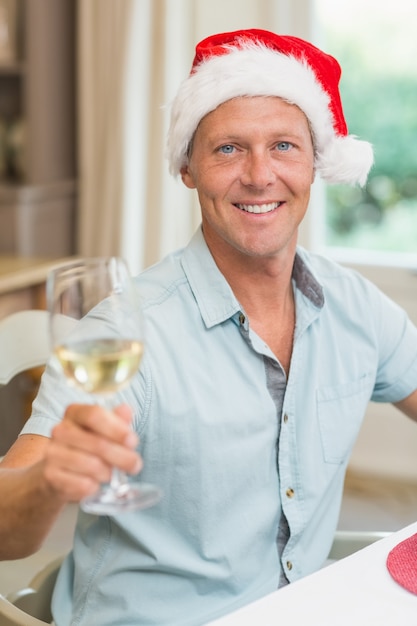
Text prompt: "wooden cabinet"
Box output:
[[0, 0, 77, 257]]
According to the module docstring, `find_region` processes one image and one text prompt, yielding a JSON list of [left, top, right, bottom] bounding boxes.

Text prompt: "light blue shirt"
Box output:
[[23, 227, 417, 625]]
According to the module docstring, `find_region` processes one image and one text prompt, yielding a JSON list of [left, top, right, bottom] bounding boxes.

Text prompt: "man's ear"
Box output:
[[180, 165, 197, 189]]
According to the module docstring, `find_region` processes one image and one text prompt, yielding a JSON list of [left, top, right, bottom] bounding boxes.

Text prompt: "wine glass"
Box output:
[[47, 257, 162, 515]]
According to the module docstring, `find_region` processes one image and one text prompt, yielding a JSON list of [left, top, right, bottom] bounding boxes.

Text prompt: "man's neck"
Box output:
[[207, 239, 297, 315], [205, 237, 297, 372]]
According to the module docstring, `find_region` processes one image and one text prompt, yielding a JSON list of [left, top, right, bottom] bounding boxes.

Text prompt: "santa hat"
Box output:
[[166, 29, 373, 186]]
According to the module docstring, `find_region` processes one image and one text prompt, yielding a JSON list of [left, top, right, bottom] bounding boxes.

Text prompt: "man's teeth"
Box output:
[[235, 202, 280, 214]]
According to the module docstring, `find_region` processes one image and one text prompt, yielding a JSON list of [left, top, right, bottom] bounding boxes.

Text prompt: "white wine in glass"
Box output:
[[47, 257, 162, 515], [55, 338, 144, 396]]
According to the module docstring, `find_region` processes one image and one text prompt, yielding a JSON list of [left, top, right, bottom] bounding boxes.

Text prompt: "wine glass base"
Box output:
[[81, 482, 163, 515]]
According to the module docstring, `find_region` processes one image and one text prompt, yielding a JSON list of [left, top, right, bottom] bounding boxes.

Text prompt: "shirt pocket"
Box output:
[[316, 372, 374, 464]]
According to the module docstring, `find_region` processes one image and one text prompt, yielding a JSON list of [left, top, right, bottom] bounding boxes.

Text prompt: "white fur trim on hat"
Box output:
[[166, 42, 373, 186]]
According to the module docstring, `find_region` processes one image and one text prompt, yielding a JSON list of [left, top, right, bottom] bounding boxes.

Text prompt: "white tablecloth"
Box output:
[[206, 522, 417, 625]]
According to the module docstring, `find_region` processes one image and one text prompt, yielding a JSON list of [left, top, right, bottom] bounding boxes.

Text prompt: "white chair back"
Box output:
[[0, 310, 50, 385]]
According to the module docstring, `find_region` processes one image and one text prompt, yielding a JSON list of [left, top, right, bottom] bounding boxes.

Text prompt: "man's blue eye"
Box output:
[[277, 142, 292, 151], [219, 145, 235, 154]]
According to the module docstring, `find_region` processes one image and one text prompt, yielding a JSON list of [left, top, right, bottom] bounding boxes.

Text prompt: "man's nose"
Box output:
[[240, 152, 276, 188]]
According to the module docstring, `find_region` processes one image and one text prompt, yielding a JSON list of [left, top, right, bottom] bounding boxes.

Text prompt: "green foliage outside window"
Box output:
[[322, 21, 417, 253]]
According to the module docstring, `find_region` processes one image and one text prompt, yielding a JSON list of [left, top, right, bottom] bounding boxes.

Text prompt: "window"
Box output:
[[313, 0, 417, 268]]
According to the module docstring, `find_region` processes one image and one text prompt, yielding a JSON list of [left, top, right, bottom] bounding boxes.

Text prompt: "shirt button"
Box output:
[[286, 488, 295, 498], [286, 561, 293, 571], [239, 313, 245, 325], [283, 413, 289, 424]]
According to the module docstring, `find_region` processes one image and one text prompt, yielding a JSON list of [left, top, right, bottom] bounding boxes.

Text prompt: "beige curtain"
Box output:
[[121, 0, 201, 273], [76, 0, 133, 258], [76, 0, 313, 273], [76, 0, 197, 271]]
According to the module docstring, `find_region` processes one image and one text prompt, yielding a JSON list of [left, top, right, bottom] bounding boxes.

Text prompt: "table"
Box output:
[[0, 255, 73, 314], [206, 522, 417, 625]]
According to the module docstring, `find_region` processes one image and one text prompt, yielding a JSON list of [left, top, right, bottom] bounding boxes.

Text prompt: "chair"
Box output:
[[0, 556, 65, 625], [328, 529, 391, 561], [0, 310, 50, 386], [0, 309, 65, 624]]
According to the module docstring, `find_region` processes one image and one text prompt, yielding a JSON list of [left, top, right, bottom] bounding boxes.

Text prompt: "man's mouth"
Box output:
[[234, 202, 282, 214]]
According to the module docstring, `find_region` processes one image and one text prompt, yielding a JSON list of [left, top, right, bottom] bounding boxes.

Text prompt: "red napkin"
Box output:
[[386, 532, 417, 595]]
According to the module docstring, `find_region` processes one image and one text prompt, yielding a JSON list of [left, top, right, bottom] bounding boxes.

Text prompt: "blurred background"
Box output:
[[0, 0, 416, 502]]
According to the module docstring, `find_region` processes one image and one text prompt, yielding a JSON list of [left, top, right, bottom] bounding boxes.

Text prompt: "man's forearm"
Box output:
[[394, 387, 417, 422], [0, 463, 65, 560]]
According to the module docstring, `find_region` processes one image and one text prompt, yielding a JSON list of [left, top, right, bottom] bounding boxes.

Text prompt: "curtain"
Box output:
[[121, 0, 201, 274], [76, 0, 133, 258], [77, 0, 313, 274]]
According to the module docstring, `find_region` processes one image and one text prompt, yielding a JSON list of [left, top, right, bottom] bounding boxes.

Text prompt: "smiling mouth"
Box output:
[[234, 202, 282, 214]]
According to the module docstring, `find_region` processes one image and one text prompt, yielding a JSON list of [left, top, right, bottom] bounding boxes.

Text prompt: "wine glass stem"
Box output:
[[96, 397, 132, 496], [110, 468, 129, 493]]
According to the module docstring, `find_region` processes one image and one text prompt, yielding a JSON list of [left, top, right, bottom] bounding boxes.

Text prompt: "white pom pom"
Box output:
[[316, 135, 374, 186]]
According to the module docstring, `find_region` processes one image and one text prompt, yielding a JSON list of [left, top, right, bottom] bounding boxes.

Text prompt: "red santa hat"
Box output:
[[166, 29, 373, 186]]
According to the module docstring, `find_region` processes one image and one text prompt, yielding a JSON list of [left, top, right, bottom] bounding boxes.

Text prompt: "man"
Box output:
[[1, 29, 417, 625]]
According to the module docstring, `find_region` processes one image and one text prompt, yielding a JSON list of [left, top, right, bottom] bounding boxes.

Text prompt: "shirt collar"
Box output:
[[292, 250, 325, 308], [181, 227, 324, 329], [181, 228, 241, 328]]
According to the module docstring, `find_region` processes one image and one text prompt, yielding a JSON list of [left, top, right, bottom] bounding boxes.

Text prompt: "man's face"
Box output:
[[181, 96, 315, 263]]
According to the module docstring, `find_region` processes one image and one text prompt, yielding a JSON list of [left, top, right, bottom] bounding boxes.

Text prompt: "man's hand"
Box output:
[[43, 403, 143, 502]]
